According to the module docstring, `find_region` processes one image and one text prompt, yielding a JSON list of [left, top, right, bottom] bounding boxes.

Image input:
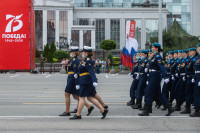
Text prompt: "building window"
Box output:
[[146, 19, 158, 45], [35, 10, 43, 50], [83, 30, 91, 47], [110, 19, 120, 49], [71, 30, 79, 46], [59, 11, 68, 49], [125, 19, 142, 49], [95, 19, 105, 49], [47, 10, 55, 45], [79, 18, 89, 25]]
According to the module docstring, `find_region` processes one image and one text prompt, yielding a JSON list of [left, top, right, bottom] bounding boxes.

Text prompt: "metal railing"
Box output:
[[74, 2, 166, 8]]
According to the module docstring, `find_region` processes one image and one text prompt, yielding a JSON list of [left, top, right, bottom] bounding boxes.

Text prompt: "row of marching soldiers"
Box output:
[[59, 46, 108, 120], [127, 43, 200, 117]]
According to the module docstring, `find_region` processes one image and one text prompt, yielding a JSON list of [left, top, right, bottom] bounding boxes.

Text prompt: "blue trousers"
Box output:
[[162, 75, 172, 100], [194, 75, 200, 107], [136, 75, 147, 100], [185, 77, 195, 105], [130, 77, 139, 98], [175, 76, 186, 104], [145, 72, 168, 106], [170, 77, 178, 102]]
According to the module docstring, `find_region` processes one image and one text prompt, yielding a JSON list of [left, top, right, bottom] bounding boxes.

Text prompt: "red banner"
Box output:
[[0, 0, 35, 70], [129, 21, 136, 38]]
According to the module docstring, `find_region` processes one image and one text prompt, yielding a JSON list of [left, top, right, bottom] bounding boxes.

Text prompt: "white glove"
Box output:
[[145, 68, 148, 73], [191, 78, 195, 83], [164, 78, 169, 84], [74, 74, 78, 79], [93, 82, 98, 87], [136, 74, 140, 80], [146, 81, 149, 85], [171, 76, 175, 81], [175, 73, 178, 77], [76, 85, 80, 90], [198, 82, 200, 87], [129, 73, 133, 77], [182, 76, 186, 81]]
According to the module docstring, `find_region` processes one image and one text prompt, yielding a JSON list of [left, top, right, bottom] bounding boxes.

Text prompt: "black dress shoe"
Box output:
[[189, 112, 200, 117], [104, 105, 108, 109], [70, 108, 77, 113], [69, 114, 82, 120], [87, 106, 94, 116], [101, 109, 108, 119], [132, 104, 142, 109], [59, 112, 71, 116], [127, 100, 135, 106]]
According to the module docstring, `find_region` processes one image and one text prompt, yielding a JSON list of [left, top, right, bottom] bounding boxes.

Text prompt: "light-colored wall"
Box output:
[[191, 0, 200, 37], [34, 0, 72, 7]]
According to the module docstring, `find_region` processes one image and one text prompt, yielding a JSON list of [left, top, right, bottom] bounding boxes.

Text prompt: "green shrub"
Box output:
[[107, 52, 113, 64], [35, 49, 41, 58], [53, 58, 59, 62], [54, 50, 69, 60]]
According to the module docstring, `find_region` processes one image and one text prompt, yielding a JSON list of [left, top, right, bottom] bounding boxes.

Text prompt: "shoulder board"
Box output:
[[87, 58, 90, 61], [156, 55, 160, 58]]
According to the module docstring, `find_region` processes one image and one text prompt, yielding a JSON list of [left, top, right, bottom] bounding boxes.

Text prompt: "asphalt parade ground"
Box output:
[[0, 73, 199, 133]]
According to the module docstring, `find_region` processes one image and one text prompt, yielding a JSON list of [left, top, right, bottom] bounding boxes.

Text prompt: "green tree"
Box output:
[[54, 50, 69, 60], [107, 52, 113, 64], [50, 41, 56, 56], [100, 39, 117, 58], [43, 43, 49, 58]]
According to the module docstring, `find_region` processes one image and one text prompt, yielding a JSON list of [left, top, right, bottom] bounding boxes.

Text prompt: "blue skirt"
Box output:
[[79, 83, 96, 97], [65, 76, 79, 95]]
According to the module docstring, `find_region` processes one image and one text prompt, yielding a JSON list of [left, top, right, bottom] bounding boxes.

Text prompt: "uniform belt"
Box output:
[[195, 71, 200, 74], [180, 73, 185, 76], [187, 75, 194, 77], [79, 72, 90, 77], [68, 72, 75, 75], [167, 72, 171, 75], [149, 69, 159, 72]]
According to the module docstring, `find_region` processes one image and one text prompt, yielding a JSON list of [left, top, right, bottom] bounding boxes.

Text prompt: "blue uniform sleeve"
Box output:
[[85, 59, 98, 83], [156, 54, 167, 79]]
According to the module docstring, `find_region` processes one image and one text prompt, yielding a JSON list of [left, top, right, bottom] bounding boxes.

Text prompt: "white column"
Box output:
[[141, 18, 146, 50], [55, 10, 59, 49], [68, 9, 73, 47], [120, 18, 125, 50], [105, 18, 110, 39], [43, 10, 47, 49], [79, 30, 83, 49], [91, 30, 96, 50]]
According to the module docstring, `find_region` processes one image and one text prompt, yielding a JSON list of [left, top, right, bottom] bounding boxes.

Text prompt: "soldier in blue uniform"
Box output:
[[190, 44, 200, 117], [70, 46, 108, 120], [181, 48, 197, 114], [59, 46, 94, 116], [169, 50, 180, 104], [138, 43, 174, 116], [127, 52, 140, 106], [132, 50, 149, 109], [162, 51, 174, 105], [174, 49, 189, 111]]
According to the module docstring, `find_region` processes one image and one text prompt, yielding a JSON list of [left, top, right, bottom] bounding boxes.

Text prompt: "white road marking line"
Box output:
[[10, 74, 20, 78], [45, 75, 52, 78], [0, 116, 194, 119], [105, 75, 109, 79]]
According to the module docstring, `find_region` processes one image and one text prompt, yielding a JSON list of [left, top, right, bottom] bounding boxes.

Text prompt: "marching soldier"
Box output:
[[138, 43, 173, 116], [132, 50, 149, 109], [174, 49, 189, 111], [190, 44, 200, 117], [70, 46, 108, 120], [181, 48, 196, 114], [59, 46, 94, 117], [127, 52, 141, 106]]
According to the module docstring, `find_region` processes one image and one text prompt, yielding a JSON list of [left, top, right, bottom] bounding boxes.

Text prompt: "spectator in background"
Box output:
[[95, 59, 101, 74], [119, 59, 122, 72], [106, 59, 111, 72], [40, 54, 46, 74], [102, 59, 106, 74], [61, 58, 66, 68]]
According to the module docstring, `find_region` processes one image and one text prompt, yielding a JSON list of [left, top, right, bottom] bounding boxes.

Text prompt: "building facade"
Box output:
[[34, 0, 200, 57]]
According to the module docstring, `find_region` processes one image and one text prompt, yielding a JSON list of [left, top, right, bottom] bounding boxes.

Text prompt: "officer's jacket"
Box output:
[[194, 55, 200, 77], [178, 57, 189, 74], [131, 59, 140, 77], [149, 53, 167, 79], [78, 56, 97, 85], [185, 56, 196, 77], [171, 58, 179, 75], [138, 57, 149, 74], [67, 56, 80, 84]]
